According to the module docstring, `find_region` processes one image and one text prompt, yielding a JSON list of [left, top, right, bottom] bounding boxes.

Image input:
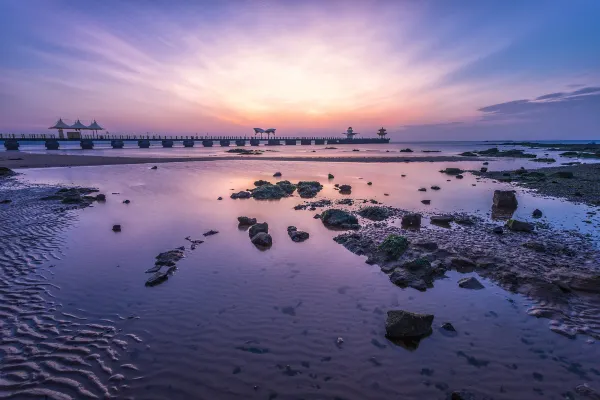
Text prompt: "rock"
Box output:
[[430, 215, 453, 225], [440, 168, 464, 175], [450, 257, 476, 270], [400, 148, 413, 152], [273, 172, 282, 177], [480, 167, 488, 173], [431, 185, 440, 190], [231, 191, 251, 199], [123, 200, 131, 204], [418, 187, 427, 192], [378, 234, 409, 260], [155, 248, 185, 266], [441, 322, 456, 332], [532, 209, 543, 218], [287, 226, 309, 242], [385, 310, 434, 339], [459, 151, 478, 157], [0, 167, 16, 177], [249, 222, 268, 238], [458, 276, 484, 289], [414, 241, 438, 251], [0, 199, 12, 204], [367, 181, 372, 185], [150, 166, 158, 170], [401, 213, 422, 228], [454, 216, 476, 226], [483, 162, 489, 165], [337, 198, 353, 206], [275, 180, 296, 195], [456, 174, 464, 179], [251, 232, 272, 247], [297, 181, 323, 198], [112, 224, 121, 232], [553, 171, 574, 179], [328, 173, 334, 179], [493, 226, 504, 234], [254, 180, 270, 186], [238, 216, 257, 226], [506, 219, 534, 232], [358, 206, 390, 221], [493, 190, 518, 208], [321, 209, 359, 229], [217, 197, 223, 200], [203, 230, 219, 236], [401, 174, 406, 177], [421, 200, 431, 205], [522, 241, 546, 252], [145, 266, 176, 286], [450, 390, 476, 400], [251, 183, 288, 199], [313, 214, 321, 219], [95, 194, 106, 201], [403, 258, 431, 271], [339, 184, 352, 194]]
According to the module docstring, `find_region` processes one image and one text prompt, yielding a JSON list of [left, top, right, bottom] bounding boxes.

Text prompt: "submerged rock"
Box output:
[[378, 234, 409, 260], [401, 213, 422, 228], [231, 191, 251, 199], [155, 248, 185, 267], [493, 190, 518, 208], [458, 276, 485, 289], [112, 224, 121, 232], [203, 230, 219, 236], [431, 185, 440, 190], [251, 232, 272, 247], [238, 216, 257, 226], [287, 226, 309, 242], [506, 219, 534, 232], [385, 310, 434, 339], [249, 222, 269, 238], [358, 206, 390, 221], [321, 209, 359, 229], [145, 266, 176, 286]]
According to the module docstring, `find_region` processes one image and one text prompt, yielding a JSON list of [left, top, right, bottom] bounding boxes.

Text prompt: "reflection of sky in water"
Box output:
[[13, 160, 600, 398]]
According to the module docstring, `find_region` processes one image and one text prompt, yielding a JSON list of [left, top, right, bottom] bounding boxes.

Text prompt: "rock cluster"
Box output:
[[287, 226, 310, 242], [321, 209, 360, 230]]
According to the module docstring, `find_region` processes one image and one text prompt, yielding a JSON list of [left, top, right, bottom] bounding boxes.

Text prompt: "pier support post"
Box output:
[[249, 139, 260, 146], [300, 139, 311, 145], [3, 139, 19, 150], [285, 139, 296, 145], [111, 140, 124, 149], [183, 139, 194, 147], [45, 139, 60, 150], [219, 140, 230, 147], [138, 139, 150, 148], [80, 139, 94, 149], [162, 139, 174, 148], [202, 140, 213, 147], [235, 139, 246, 146]]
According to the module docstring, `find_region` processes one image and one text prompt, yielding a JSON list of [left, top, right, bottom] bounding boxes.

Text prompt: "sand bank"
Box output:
[[0, 152, 483, 169]]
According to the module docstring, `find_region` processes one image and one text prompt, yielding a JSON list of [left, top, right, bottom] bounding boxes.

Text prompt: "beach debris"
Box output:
[[203, 230, 219, 236], [297, 181, 323, 198], [251, 232, 272, 248], [321, 209, 359, 230], [287, 226, 309, 242], [238, 216, 257, 226], [493, 190, 518, 208], [273, 172, 282, 177], [385, 310, 434, 339], [458, 277, 485, 290], [339, 184, 352, 194], [378, 234, 409, 260], [506, 219, 534, 232], [150, 166, 158, 170], [401, 213, 422, 228], [231, 191, 251, 199], [112, 224, 121, 232], [358, 206, 390, 221], [532, 209, 543, 218]]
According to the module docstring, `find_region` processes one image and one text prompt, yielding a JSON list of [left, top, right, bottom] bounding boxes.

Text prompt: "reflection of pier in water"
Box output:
[[1, 134, 390, 150]]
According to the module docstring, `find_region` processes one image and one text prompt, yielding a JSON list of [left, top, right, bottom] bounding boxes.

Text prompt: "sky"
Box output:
[[0, 0, 599, 140]]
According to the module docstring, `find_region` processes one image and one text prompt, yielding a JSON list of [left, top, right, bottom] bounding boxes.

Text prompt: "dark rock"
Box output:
[[249, 222, 269, 238], [480, 167, 488, 173], [459, 151, 478, 157], [217, 197, 223, 200], [493, 226, 504, 234], [251, 232, 272, 247], [456, 174, 464, 179], [450, 257, 476, 271], [339, 184, 352, 194], [385, 310, 434, 338], [238, 216, 257, 226], [337, 198, 353, 205], [273, 172, 282, 177], [522, 241, 546, 252], [430, 215, 453, 225], [367, 181, 372, 185], [421, 200, 431, 205], [458, 276, 484, 289], [112, 224, 121, 232], [203, 230, 219, 236], [418, 187, 427, 192], [378, 234, 409, 260], [254, 180, 271, 187], [275, 180, 296, 195], [313, 214, 321, 219], [231, 191, 251, 199], [251, 183, 288, 199], [493, 190, 518, 208], [328, 173, 334, 179], [150, 166, 158, 170], [401, 213, 422, 228], [440, 168, 464, 175], [145, 266, 176, 286], [532, 209, 543, 218], [297, 181, 323, 198], [506, 219, 534, 232], [0, 199, 12, 204], [431, 185, 440, 190], [287, 226, 309, 242], [553, 171, 574, 179], [441, 322, 456, 332], [358, 206, 390, 221], [414, 241, 438, 251], [155, 248, 185, 266], [321, 209, 359, 229], [0, 167, 16, 177], [123, 200, 131, 204], [450, 390, 476, 400], [454, 216, 476, 226], [95, 194, 106, 201], [400, 148, 413, 153], [483, 162, 489, 165]]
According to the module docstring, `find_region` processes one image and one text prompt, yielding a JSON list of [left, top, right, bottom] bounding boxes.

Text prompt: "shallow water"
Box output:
[[2, 160, 600, 399]]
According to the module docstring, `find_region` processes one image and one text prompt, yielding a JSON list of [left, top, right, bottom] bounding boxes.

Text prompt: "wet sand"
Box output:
[[0, 152, 482, 169]]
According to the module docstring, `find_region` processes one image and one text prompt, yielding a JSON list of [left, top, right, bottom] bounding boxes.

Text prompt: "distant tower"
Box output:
[[343, 127, 359, 139], [377, 127, 387, 138]]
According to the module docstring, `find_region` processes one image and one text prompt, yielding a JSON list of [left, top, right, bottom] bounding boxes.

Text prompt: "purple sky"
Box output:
[[1, 0, 599, 139]]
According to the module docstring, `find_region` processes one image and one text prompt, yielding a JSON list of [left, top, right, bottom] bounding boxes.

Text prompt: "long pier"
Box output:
[[1, 134, 390, 150]]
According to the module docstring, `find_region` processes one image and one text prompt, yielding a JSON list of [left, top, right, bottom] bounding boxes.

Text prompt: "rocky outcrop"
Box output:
[[440, 168, 464, 175], [145, 247, 186, 287], [275, 180, 297, 195], [287, 226, 309, 242], [339, 185, 352, 194], [251, 184, 288, 199], [297, 181, 323, 198], [378, 234, 409, 260], [358, 206, 390, 221], [231, 191, 251, 199], [385, 310, 434, 339], [321, 209, 359, 229], [238, 216, 257, 226], [273, 172, 282, 177], [493, 190, 518, 208], [203, 230, 219, 236], [0, 167, 16, 177]]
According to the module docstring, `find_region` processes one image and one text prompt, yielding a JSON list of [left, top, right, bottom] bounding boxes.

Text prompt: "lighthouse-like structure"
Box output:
[[377, 127, 387, 138], [342, 127, 359, 139]]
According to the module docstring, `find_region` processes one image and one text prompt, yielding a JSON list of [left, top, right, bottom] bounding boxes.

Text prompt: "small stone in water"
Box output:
[[112, 224, 121, 232]]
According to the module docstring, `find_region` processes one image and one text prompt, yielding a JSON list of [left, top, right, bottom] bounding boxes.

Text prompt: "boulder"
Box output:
[[238, 216, 257, 226], [287, 226, 309, 242], [249, 222, 268, 238], [145, 266, 176, 286], [123, 199, 131, 204], [401, 213, 422, 228], [493, 190, 518, 208], [430, 215, 453, 225], [273, 172, 282, 177], [217, 197, 223, 200], [378, 234, 409, 260], [150, 166, 158, 170], [385, 310, 434, 338], [0, 167, 16, 177], [532, 209, 543, 218], [339, 184, 352, 194], [458, 276, 484, 289], [358, 206, 390, 221], [155, 248, 185, 266], [506, 219, 534, 232], [480, 167, 488, 173], [321, 209, 359, 229], [203, 230, 219, 236], [297, 181, 323, 198], [431, 185, 440, 190], [231, 191, 251, 199], [456, 174, 464, 179], [251, 232, 272, 247], [251, 183, 288, 199], [95, 194, 106, 201], [275, 180, 296, 195], [441, 322, 456, 332]]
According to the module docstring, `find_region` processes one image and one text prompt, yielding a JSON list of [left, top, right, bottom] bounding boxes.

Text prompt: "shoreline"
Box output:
[[0, 152, 484, 169]]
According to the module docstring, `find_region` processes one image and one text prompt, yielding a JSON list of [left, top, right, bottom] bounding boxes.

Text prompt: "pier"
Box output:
[[1, 134, 390, 150]]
